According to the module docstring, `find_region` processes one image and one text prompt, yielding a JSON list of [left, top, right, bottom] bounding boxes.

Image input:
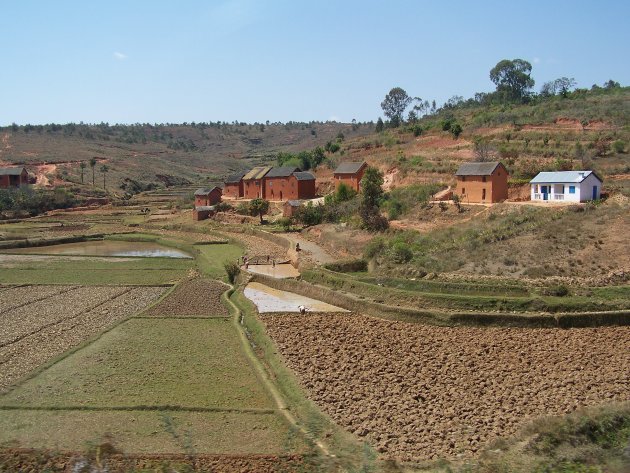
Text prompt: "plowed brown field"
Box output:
[[143, 278, 229, 317], [262, 313, 630, 461]]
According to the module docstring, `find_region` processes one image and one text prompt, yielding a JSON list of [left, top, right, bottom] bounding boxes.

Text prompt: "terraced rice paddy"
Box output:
[[262, 312, 630, 462], [0, 285, 166, 390]]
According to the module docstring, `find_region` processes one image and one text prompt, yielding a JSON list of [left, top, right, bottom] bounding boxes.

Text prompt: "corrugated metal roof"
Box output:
[[266, 166, 300, 178], [529, 171, 602, 184], [194, 205, 216, 211], [285, 200, 302, 207], [334, 162, 366, 174], [455, 162, 501, 176], [293, 171, 315, 181], [0, 167, 27, 176], [243, 166, 271, 180], [224, 170, 246, 184]]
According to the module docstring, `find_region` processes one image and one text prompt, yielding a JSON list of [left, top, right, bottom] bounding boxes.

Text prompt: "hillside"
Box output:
[[314, 86, 630, 197], [0, 121, 373, 194]]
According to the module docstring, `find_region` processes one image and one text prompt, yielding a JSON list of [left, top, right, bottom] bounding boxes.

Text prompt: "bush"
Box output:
[[277, 217, 292, 231], [215, 202, 233, 212], [235, 202, 249, 215], [390, 242, 413, 263], [612, 140, 626, 153], [223, 261, 240, 284], [294, 202, 323, 227], [544, 284, 570, 297], [364, 237, 386, 259], [324, 259, 368, 273]]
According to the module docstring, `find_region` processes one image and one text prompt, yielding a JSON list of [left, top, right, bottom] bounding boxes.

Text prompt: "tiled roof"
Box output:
[[334, 162, 366, 174], [455, 162, 502, 176], [530, 171, 602, 184]]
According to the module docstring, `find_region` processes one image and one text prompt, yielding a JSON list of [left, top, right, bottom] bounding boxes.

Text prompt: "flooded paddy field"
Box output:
[[244, 282, 348, 313], [5, 240, 192, 258]]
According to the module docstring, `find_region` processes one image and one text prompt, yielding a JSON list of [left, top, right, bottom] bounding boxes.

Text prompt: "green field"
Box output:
[[0, 410, 296, 455], [195, 243, 244, 279], [0, 255, 192, 285], [1, 318, 272, 409]]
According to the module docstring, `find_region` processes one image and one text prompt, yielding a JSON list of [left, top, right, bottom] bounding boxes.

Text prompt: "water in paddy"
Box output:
[[9, 240, 192, 258]]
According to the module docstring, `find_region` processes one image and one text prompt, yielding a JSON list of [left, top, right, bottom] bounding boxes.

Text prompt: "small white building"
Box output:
[[530, 171, 603, 202]]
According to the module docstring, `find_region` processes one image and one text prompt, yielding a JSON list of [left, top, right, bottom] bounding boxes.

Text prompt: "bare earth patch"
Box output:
[[0, 285, 166, 390], [262, 313, 630, 462], [143, 278, 229, 317]]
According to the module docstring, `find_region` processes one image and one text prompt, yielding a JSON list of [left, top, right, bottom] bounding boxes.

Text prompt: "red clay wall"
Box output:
[[194, 188, 222, 207], [334, 168, 365, 192], [454, 168, 508, 203], [0, 172, 28, 189], [297, 179, 316, 199], [243, 180, 265, 199], [223, 182, 243, 199], [266, 176, 298, 201]]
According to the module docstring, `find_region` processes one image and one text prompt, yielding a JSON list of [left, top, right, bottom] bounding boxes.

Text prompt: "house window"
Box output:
[[482, 176, 487, 182], [461, 188, 466, 195], [569, 186, 576, 194], [461, 176, 466, 182]]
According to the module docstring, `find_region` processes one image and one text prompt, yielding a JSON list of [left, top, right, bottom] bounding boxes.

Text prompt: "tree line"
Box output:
[[377, 58, 625, 130]]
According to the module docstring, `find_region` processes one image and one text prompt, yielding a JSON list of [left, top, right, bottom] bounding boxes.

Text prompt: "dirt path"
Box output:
[[282, 233, 336, 265]]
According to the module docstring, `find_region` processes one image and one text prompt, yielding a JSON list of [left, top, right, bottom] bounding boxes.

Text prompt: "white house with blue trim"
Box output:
[[530, 171, 603, 202]]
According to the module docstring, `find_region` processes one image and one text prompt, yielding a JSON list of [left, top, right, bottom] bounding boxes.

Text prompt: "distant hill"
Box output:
[[0, 122, 373, 194], [325, 86, 630, 196]]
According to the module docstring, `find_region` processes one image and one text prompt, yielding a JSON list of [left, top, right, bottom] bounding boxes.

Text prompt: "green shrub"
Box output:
[[324, 259, 368, 273], [223, 261, 240, 284], [277, 217, 292, 231], [390, 242, 413, 263], [364, 237, 386, 259], [612, 139, 626, 153], [544, 284, 570, 297]]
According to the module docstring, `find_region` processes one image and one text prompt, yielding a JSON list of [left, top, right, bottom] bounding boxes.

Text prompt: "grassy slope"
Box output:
[[0, 122, 373, 193]]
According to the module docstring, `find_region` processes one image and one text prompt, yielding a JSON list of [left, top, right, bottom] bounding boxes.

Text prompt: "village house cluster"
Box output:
[[192, 159, 604, 221]]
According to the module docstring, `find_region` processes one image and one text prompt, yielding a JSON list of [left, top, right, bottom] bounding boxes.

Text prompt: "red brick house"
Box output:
[[223, 171, 246, 199], [243, 167, 272, 199], [454, 162, 509, 203], [194, 187, 222, 207], [333, 161, 367, 192], [0, 167, 29, 189], [264, 168, 317, 201]]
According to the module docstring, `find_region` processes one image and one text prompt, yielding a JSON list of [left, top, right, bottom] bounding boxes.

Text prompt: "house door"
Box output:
[[482, 189, 486, 201], [541, 185, 549, 200], [280, 191, 283, 200], [592, 186, 597, 200]]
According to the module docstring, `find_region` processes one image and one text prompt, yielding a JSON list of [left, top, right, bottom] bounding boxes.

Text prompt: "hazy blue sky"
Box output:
[[2, 0, 629, 125]]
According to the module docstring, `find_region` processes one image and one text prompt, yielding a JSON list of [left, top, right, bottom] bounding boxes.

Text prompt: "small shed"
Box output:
[[454, 162, 508, 203], [530, 171, 602, 202], [194, 187, 222, 207], [223, 171, 246, 199], [283, 200, 302, 217], [193, 205, 216, 221], [293, 172, 316, 199], [333, 162, 367, 192], [0, 167, 29, 189]]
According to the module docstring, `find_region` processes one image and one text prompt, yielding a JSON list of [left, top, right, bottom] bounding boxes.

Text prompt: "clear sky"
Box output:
[[2, 0, 629, 125]]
